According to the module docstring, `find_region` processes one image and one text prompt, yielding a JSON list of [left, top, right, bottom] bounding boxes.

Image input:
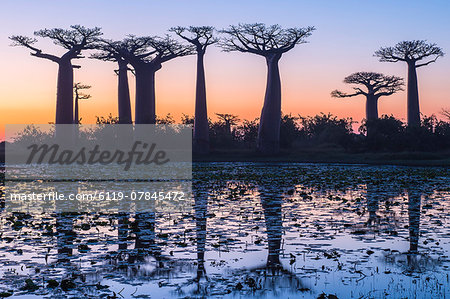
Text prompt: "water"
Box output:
[[0, 163, 449, 298]]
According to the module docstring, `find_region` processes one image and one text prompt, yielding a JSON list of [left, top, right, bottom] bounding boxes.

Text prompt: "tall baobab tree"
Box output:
[[73, 83, 91, 124], [331, 72, 404, 121], [10, 25, 102, 124], [220, 23, 315, 154], [119, 35, 193, 124], [91, 40, 133, 124], [375, 40, 444, 127], [170, 26, 218, 154]]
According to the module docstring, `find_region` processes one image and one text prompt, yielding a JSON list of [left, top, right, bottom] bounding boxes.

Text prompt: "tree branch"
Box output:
[[375, 40, 444, 65], [10, 35, 60, 63], [416, 55, 440, 67], [219, 23, 314, 56], [333, 72, 403, 99], [331, 90, 364, 98]]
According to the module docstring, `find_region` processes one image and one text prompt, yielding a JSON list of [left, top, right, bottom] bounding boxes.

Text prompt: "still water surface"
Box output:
[[0, 163, 449, 298]]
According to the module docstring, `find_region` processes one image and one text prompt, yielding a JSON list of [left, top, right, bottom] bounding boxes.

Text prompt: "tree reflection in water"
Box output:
[[1, 164, 448, 298], [239, 183, 308, 294], [366, 184, 380, 226], [383, 187, 440, 274], [408, 188, 421, 253]]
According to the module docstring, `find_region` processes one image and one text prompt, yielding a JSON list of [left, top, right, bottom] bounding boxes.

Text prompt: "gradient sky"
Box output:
[[1, 0, 449, 139]]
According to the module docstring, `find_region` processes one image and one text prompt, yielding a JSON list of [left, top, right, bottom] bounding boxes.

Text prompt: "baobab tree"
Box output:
[[220, 23, 315, 154], [10, 25, 102, 124], [171, 26, 218, 154], [91, 40, 133, 124], [119, 35, 193, 124], [375, 40, 444, 127], [216, 113, 240, 137], [73, 83, 91, 124], [331, 72, 404, 121]]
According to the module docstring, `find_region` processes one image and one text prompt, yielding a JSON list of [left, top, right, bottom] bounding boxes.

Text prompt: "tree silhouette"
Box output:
[[73, 83, 91, 124], [216, 113, 239, 137], [92, 40, 133, 124], [10, 25, 102, 124], [118, 35, 193, 124], [331, 72, 404, 121], [171, 26, 218, 154], [220, 23, 315, 154], [375, 40, 444, 127]]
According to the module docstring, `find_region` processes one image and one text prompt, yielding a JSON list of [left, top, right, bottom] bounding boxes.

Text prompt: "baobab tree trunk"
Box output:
[[74, 96, 79, 124], [117, 213, 129, 250], [193, 52, 210, 154], [407, 62, 421, 127], [134, 211, 158, 256], [257, 54, 282, 154], [366, 184, 379, 225], [55, 60, 74, 124], [117, 61, 132, 124], [365, 95, 380, 138], [194, 187, 207, 278], [135, 66, 157, 124], [407, 189, 421, 252], [261, 189, 282, 267], [365, 94, 379, 121]]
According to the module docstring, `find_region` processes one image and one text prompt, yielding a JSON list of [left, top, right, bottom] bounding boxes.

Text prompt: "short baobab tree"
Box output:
[[119, 35, 193, 124], [171, 26, 218, 154], [331, 72, 404, 121], [73, 83, 91, 124], [216, 113, 240, 137], [375, 40, 444, 127], [220, 23, 315, 154], [92, 40, 133, 124], [10, 25, 102, 124]]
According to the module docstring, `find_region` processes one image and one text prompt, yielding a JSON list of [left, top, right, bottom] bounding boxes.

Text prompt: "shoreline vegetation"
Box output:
[[1, 111, 450, 167], [1, 141, 449, 167]]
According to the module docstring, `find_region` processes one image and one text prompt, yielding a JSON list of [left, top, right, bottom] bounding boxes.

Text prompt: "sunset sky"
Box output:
[[1, 0, 449, 139]]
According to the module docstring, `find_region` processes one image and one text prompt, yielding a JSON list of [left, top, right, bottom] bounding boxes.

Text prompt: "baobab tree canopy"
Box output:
[[119, 35, 193, 68], [216, 113, 240, 126], [332, 72, 404, 97], [170, 26, 218, 53], [375, 40, 444, 66], [10, 25, 102, 124], [115, 35, 193, 124], [332, 72, 404, 122], [74, 83, 92, 100], [220, 23, 315, 56], [73, 83, 91, 124], [10, 25, 102, 62], [91, 39, 130, 62]]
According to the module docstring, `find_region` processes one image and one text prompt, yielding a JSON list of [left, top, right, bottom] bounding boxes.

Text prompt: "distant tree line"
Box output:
[[95, 112, 449, 153]]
